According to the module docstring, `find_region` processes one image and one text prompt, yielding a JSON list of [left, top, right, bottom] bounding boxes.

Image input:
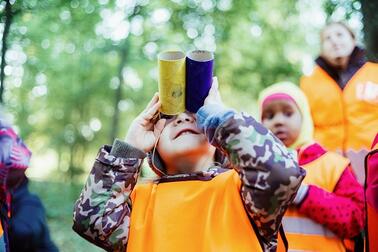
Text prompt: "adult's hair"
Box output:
[[320, 21, 356, 42]]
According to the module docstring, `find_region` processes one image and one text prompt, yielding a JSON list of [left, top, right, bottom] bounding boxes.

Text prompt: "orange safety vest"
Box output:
[[365, 139, 378, 252], [300, 63, 378, 183], [282, 151, 349, 252], [128, 170, 263, 252]]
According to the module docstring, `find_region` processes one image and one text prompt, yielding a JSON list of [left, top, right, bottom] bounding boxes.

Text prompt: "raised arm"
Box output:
[[73, 94, 166, 251], [296, 167, 364, 238], [196, 79, 305, 250], [72, 143, 144, 251]]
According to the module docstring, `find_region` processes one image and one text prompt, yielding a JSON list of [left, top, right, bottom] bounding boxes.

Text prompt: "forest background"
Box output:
[[0, 0, 377, 251]]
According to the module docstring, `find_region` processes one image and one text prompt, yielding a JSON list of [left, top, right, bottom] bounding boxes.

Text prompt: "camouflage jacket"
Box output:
[[73, 104, 305, 251]]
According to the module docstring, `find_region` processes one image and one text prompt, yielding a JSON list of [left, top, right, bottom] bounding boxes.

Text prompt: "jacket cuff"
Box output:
[[196, 104, 235, 132], [110, 138, 146, 159], [293, 184, 309, 205]]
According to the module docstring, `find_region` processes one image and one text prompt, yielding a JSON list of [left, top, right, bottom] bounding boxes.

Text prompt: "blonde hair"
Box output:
[[320, 21, 356, 42]]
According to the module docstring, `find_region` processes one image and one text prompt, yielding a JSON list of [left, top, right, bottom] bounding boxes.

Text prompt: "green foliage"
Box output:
[[2, 0, 313, 182], [29, 179, 102, 252], [323, 0, 361, 20], [0, 1, 367, 250]]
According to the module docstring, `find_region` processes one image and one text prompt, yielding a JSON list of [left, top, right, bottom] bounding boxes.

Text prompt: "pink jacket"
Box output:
[[297, 143, 364, 238]]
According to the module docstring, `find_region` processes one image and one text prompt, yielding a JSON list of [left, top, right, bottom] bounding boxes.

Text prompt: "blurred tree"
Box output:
[[110, 40, 128, 143], [0, 0, 339, 182], [360, 0, 378, 62], [323, 0, 378, 61], [164, 0, 303, 100], [109, 3, 142, 143], [5, 0, 112, 181], [2, 1, 367, 250], [0, 0, 14, 103], [0, 0, 54, 103]]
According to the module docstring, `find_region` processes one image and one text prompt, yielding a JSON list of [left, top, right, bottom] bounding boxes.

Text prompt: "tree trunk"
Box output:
[[360, 0, 378, 62], [0, 0, 13, 103], [109, 41, 129, 143]]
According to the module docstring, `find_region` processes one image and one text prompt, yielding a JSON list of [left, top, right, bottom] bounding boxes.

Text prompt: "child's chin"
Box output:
[[173, 134, 205, 145], [172, 139, 211, 155], [277, 137, 288, 145], [173, 141, 204, 153], [281, 139, 294, 147]]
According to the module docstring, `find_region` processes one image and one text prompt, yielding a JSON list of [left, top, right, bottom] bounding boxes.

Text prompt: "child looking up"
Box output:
[[259, 82, 364, 252], [73, 78, 305, 252]]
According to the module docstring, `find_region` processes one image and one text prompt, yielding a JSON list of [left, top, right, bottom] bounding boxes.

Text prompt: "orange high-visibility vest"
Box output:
[[301, 63, 378, 183], [365, 139, 378, 252], [282, 151, 349, 252], [127, 170, 263, 252]]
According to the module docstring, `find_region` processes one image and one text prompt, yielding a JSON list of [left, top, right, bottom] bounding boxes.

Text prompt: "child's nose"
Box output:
[[330, 35, 339, 45], [273, 113, 285, 125], [175, 113, 195, 125]]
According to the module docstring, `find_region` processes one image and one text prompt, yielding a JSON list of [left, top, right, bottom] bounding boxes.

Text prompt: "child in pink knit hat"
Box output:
[[259, 82, 364, 252]]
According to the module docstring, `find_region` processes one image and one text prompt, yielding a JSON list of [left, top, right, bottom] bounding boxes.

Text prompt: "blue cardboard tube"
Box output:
[[185, 50, 214, 113]]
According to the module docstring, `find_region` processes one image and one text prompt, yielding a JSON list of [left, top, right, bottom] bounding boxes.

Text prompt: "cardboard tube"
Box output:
[[158, 51, 186, 115], [185, 50, 214, 113]]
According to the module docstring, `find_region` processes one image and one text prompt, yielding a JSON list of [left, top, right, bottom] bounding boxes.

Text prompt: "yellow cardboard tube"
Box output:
[[158, 51, 186, 115]]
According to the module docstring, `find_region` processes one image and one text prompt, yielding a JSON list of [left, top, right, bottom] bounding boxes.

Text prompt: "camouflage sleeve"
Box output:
[[73, 140, 145, 251], [197, 104, 306, 250]]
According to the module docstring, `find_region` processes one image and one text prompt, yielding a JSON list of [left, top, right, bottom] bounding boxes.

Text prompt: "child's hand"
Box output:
[[204, 76, 223, 106], [125, 93, 166, 153]]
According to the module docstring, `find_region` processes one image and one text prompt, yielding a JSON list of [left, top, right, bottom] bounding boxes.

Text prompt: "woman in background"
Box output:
[[300, 22, 378, 184]]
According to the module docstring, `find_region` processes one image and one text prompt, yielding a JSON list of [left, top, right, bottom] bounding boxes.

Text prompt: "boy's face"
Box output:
[[157, 112, 214, 161], [261, 99, 302, 147]]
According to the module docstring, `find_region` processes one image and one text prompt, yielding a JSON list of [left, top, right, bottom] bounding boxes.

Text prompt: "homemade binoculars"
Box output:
[[158, 50, 214, 115]]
